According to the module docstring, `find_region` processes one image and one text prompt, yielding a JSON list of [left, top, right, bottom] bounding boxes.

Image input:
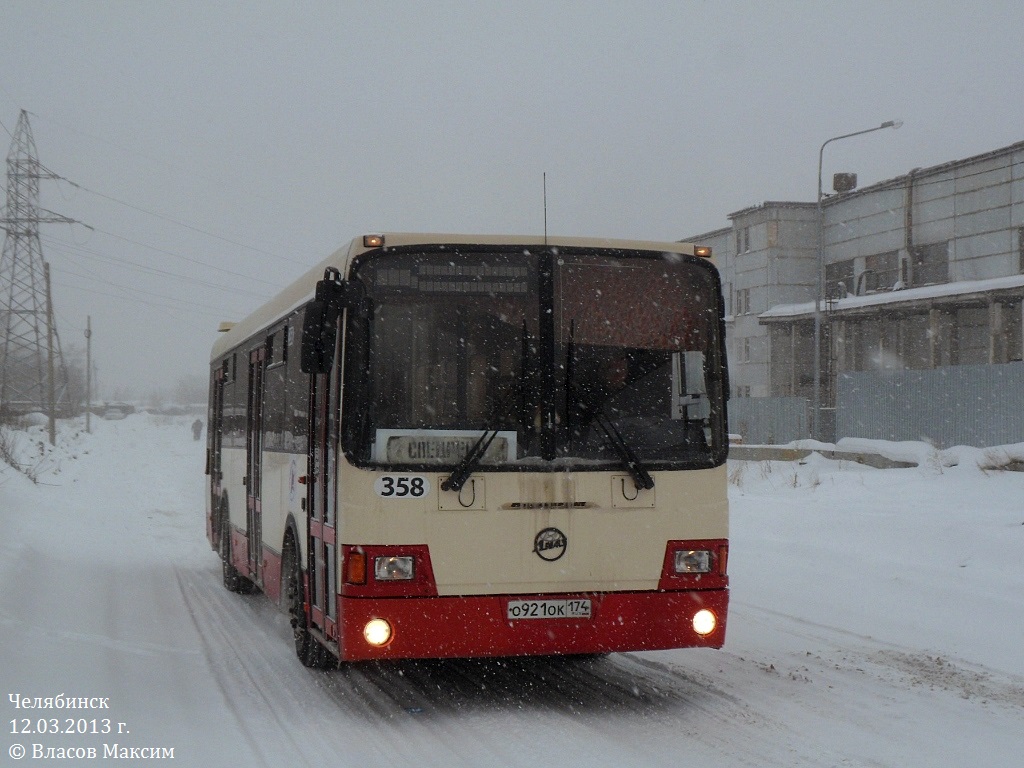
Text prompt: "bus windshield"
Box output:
[[343, 245, 726, 472]]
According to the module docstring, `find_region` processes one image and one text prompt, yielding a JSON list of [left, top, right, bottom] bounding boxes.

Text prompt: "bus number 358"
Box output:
[[374, 475, 430, 498]]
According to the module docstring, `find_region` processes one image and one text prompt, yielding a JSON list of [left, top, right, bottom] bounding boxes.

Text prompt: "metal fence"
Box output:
[[836, 362, 1024, 448], [727, 397, 809, 445]]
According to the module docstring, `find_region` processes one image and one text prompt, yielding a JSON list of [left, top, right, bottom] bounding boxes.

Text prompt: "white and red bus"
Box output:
[[206, 233, 730, 667]]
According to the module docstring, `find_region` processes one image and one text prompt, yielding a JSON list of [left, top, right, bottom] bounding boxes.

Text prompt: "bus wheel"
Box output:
[[220, 509, 256, 594], [283, 536, 335, 669]]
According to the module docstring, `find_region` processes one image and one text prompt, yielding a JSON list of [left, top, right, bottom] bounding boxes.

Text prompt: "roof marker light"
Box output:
[[363, 234, 384, 248], [694, 246, 712, 257]]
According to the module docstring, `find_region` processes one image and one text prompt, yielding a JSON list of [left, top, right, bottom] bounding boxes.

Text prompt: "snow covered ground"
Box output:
[[1, 415, 1021, 766]]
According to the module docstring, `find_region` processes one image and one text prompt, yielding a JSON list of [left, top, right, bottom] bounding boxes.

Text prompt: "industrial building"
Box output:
[[685, 140, 1024, 445]]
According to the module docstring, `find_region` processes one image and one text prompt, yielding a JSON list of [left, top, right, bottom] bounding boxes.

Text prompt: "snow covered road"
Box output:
[[2, 416, 1021, 766]]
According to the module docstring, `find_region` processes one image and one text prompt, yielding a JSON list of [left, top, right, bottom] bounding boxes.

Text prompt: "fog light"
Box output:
[[692, 609, 716, 636], [363, 618, 393, 647]]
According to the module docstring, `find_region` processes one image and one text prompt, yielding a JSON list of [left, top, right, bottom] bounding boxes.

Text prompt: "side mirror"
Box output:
[[300, 297, 333, 374], [300, 268, 359, 374]]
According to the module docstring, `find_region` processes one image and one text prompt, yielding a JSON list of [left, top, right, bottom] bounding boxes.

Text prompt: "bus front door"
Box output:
[[245, 346, 266, 583], [207, 365, 225, 546], [307, 369, 338, 640]]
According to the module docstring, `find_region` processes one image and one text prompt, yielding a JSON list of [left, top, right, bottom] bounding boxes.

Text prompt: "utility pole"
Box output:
[[85, 316, 91, 433], [812, 120, 901, 440], [0, 110, 75, 440], [45, 262, 55, 444]]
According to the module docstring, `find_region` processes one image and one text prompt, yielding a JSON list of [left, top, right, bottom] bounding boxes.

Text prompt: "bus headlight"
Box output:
[[374, 555, 415, 580], [674, 549, 712, 574], [692, 609, 717, 636], [364, 618, 393, 647]]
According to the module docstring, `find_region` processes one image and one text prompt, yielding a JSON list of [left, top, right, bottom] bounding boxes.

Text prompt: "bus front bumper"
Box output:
[[336, 588, 728, 661]]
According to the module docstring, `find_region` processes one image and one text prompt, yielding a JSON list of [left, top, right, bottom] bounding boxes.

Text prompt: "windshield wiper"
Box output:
[[442, 340, 528, 494], [441, 429, 500, 493], [564, 319, 652, 490], [593, 411, 654, 491]]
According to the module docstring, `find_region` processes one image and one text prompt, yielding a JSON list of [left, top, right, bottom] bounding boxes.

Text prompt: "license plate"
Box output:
[[507, 599, 592, 620]]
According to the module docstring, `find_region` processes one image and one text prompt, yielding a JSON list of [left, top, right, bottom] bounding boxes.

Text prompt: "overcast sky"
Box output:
[[2, 1, 1023, 399]]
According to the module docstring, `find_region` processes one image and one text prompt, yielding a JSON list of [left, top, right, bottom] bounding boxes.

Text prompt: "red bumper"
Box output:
[[336, 589, 728, 661]]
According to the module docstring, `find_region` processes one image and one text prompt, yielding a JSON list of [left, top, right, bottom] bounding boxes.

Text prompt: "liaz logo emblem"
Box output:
[[533, 527, 568, 562]]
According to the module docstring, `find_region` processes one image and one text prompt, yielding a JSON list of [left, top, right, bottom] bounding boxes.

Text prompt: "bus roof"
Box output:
[[210, 233, 711, 363]]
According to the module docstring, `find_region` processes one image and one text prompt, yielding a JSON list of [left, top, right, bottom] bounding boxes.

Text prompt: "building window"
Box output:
[[825, 259, 855, 298], [863, 251, 900, 292], [741, 337, 751, 363], [1018, 228, 1024, 274], [908, 242, 948, 287], [901, 314, 930, 369], [736, 226, 751, 255], [735, 288, 751, 315], [954, 306, 988, 365], [1006, 300, 1022, 362]]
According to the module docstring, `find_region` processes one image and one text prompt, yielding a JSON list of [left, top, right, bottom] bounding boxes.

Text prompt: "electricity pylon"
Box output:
[[0, 110, 73, 435]]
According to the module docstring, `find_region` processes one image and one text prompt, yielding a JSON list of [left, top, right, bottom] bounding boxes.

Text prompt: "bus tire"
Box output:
[[220, 508, 256, 594], [283, 535, 335, 669]]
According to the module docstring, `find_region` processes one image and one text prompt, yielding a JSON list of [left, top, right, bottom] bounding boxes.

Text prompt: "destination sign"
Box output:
[[374, 429, 517, 465], [371, 263, 531, 295]]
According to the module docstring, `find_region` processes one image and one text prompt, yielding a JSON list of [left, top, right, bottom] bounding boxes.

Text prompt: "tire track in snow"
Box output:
[[173, 563, 806, 768], [173, 568, 308, 767], [608, 653, 862, 767], [173, 557, 856, 768], [868, 650, 1024, 709], [735, 601, 1024, 711], [175, 566, 470, 767]]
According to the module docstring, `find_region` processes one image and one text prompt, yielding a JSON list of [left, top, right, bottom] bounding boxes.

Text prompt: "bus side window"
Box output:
[[286, 312, 309, 454]]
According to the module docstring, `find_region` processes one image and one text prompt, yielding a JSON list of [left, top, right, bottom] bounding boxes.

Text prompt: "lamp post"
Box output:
[[812, 120, 901, 441]]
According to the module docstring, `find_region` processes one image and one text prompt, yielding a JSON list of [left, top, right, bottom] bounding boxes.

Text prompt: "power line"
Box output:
[[41, 234, 274, 300], [76, 226, 283, 287], [55, 176, 310, 266], [9, 110, 303, 272], [51, 274, 246, 322], [26, 109, 315, 247], [55, 258, 258, 312]]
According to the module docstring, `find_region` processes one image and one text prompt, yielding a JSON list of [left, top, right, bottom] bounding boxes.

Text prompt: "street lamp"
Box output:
[[812, 120, 901, 441]]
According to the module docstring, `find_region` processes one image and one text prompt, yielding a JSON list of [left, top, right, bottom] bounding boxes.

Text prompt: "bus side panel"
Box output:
[[262, 547, 283, 603]]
